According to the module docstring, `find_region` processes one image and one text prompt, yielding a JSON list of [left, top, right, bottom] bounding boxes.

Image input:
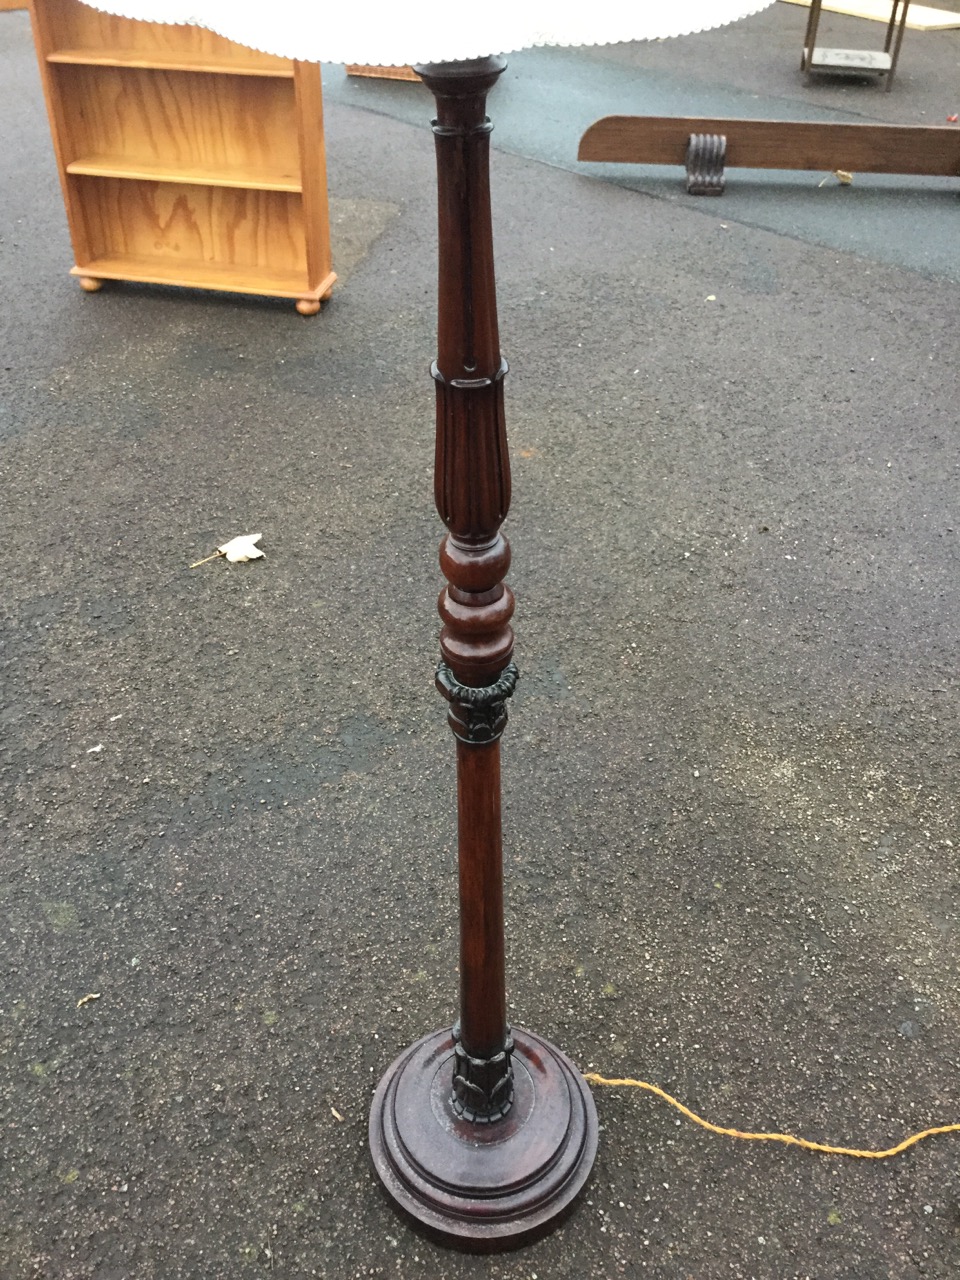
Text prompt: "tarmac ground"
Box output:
[[2, 4, 960, 1278]]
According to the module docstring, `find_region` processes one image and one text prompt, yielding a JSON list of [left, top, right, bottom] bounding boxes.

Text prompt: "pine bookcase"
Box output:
[[27, 0, 336, 313]]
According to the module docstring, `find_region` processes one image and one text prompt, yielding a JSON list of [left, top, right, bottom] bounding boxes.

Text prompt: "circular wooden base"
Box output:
[[77, 276, 103, 293], [369, 1026, 598, 1252], [295, 298, 321, 316]]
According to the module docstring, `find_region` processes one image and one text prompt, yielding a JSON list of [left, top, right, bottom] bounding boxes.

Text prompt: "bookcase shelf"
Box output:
[[46, 47, 297, 75], [65, 156, 302, 192], [29, 0, 335, 312], [71, 255, 322, 300]]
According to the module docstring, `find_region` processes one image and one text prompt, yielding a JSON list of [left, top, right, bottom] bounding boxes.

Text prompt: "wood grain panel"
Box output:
[[75, 177, 309, 283], [57, 65, 301, 189], [346, 64, 421, 81]]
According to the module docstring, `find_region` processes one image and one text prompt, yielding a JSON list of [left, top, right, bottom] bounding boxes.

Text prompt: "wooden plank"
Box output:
[[346, 64, 421, 82], [66, 157, 302, 192], [781, 0, 960, 30], [47, 48, 294, 76], [293, 61, 336, 296], [578, 116, 960, 176], [70, 256, 327, 299], [27, 0, 95, 267], [0, 3, 29, 12]]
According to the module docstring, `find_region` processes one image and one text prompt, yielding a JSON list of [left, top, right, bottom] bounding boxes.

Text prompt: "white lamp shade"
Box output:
[[77, 1, 777, 65]]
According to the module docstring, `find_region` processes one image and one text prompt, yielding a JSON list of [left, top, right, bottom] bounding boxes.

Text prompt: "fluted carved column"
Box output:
[[422, 56, 516, 1122], [368, 58, 597, 1251]]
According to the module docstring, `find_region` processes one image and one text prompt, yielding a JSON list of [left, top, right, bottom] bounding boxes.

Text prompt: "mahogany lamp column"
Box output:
[[368, 57, 598, 1250]]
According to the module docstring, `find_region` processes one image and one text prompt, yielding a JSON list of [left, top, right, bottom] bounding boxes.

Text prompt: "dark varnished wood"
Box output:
[[578, 114, 960, 180], [370, 1028, 598, 1250], [455, 739, 506, 1063], [420, 55, 514, 1091], [424, 56, 514, 693], [368, 57, 597, 1250]]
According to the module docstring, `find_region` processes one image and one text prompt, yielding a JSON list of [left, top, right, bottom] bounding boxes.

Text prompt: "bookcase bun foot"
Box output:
[[76, 275, 103, 292]]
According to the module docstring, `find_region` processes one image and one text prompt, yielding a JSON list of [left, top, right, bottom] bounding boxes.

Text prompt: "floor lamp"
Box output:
[[80, 0, 776, 1251]]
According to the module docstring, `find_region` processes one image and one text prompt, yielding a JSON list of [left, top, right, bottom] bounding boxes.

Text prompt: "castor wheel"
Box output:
[[77, 276, 103, 293], [295, 297, 321, 316]]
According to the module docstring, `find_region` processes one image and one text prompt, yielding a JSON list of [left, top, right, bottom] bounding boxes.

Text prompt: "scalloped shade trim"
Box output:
[[76, 1, 778, 65]]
